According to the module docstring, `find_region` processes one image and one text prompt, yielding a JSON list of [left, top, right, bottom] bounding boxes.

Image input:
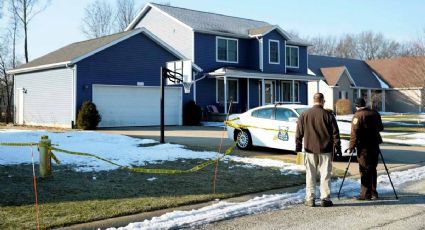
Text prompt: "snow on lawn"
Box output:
[[0, 129, 304, 174], [383, 132, 425, 146], [109, 166, 425, 230]]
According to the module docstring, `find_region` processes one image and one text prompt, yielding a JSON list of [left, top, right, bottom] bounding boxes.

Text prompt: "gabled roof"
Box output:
[[320, 66, 346, 86], [366, 56, 425, 89], [308, 55, 382, 88], [8, 28, 202, 74], [126, 3, 310, 46]]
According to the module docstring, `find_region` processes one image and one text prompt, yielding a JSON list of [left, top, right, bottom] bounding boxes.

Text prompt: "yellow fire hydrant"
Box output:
[[39, 135, 52, 178]]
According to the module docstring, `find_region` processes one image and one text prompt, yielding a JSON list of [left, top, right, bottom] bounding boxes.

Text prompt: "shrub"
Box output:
[[76, 101, 101, 130], [335, 99, 352, 115], [183, 100, 202, 125]]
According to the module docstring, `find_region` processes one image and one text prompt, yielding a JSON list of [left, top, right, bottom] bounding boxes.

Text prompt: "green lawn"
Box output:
[[0, 159, 304, 229]]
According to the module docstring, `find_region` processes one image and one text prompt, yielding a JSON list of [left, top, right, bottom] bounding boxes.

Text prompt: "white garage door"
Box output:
[[93, 85, 182, 127]]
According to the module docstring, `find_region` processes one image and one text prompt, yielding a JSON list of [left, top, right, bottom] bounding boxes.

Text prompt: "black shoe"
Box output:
[[355, 196, 371, 201], [321, 199, 333, 207], [304, 200, 315, 207]]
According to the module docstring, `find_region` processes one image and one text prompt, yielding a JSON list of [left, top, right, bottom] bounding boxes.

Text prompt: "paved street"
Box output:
[[198, 178, 425, 230]]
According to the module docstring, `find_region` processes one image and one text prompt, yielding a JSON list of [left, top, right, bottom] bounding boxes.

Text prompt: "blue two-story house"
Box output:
[[9, 3, 322, 128], [127, 3, 321, 114]]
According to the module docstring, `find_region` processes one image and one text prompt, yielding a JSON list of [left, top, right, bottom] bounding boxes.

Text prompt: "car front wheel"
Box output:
[[235, 129, 252, 150]]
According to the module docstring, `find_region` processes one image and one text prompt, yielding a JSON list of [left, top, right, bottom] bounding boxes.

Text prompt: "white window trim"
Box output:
[[216, 78, 239, 103], [268, 39, 280, 64], [280, 81, 300, 103], [286, 45, 299, 68], [216, 36, 239, 63]]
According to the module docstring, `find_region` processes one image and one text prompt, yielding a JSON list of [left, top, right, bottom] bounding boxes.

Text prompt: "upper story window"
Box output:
[[286, 45, 299, 68], [216, 37, 238, 63], [269, 40, 280, 64]]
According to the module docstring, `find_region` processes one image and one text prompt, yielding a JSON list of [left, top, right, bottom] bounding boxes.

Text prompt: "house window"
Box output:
[[339, 91, 349, 99], [286, 46, 299, 68], [269, 40, 280, 64], [281, 81, 299, 102], [217, 79, 239, 103], [216, 37, 238, 63]]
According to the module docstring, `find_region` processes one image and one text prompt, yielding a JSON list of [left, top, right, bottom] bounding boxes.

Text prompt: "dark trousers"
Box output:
[[357, 148, 379, 198]]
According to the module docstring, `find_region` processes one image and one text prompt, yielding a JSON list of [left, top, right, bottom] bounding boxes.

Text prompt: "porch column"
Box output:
[[261, 79, 265, 106], [381, 90, 386, 112], [224, 76, 228, 114], [292, 80, 295, 103], [357, 88, 361, 99], [247, 78, 250, 109], [367, 89, 372, 108], [193, 81, 196, 103], [316, 80, 320, 93]]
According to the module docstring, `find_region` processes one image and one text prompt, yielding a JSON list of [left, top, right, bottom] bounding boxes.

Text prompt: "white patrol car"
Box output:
[[225, 104, 354, 158]]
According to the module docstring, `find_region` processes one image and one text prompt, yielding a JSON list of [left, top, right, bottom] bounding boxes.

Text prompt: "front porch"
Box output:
[[196, 67, 322, 114]]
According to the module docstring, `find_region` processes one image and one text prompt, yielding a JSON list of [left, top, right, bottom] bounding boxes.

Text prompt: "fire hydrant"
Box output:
[[39, 135, 52, 178]]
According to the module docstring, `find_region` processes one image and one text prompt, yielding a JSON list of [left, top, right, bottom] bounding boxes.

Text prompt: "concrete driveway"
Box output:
[[98, 126, 425, 177]]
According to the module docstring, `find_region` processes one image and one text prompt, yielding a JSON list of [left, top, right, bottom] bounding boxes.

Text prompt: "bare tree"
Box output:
[[9, 0, 50, 63], [335, 34, 358, 59], [115, 0, 138, 32], [307, 35, 337, 56], [81, 0, 115, 38]]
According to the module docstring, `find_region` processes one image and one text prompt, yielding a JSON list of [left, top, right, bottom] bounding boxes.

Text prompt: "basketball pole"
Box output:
[[160, 67, 165, 143]]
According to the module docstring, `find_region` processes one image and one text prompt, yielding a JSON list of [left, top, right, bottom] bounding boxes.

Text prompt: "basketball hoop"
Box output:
[[182, 81, 193, 94]]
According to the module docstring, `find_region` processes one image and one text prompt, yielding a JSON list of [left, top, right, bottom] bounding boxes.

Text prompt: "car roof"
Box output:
[[249, 104, 310, 111]]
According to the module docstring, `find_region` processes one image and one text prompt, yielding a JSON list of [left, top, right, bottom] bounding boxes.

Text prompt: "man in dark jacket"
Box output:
[[349, 98, 384, 200], [296, 93, 341, 207]]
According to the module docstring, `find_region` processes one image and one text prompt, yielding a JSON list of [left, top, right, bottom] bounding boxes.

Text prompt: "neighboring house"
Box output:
[[8, 28, 201, 128], [8, 3, 322, 128], [126, 3, 321, 114], [366, 57, 425, 113], [308, 55, 388, 112]]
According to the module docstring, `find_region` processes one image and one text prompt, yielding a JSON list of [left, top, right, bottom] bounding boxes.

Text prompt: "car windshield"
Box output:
[[295, 108, 309, 116]]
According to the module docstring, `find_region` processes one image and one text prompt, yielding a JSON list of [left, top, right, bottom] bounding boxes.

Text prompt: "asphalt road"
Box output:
[[197, 179, 425, 230]]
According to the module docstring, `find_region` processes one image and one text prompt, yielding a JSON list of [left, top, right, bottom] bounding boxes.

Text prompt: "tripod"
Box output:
[[379, 149, 398, 199], [337, 149, 355, 199]]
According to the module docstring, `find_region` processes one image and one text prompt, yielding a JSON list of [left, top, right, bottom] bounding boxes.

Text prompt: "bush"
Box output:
[[183, 100, 202, 125], [335, 99, 352, 115], [76, 101, 101, 130]]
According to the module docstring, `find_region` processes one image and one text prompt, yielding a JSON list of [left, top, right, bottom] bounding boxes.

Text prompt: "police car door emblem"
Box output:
[[277, 126, 289, 141]]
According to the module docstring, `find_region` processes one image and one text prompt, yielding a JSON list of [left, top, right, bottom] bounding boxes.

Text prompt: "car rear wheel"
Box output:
[[235, 129, 252, 150]]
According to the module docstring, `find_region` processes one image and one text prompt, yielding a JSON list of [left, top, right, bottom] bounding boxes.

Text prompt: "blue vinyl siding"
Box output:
[[194, 33, 256, 73], [286, 46, 308, 75], [76, 33, 179, 109], [263, 30, 286, 73]]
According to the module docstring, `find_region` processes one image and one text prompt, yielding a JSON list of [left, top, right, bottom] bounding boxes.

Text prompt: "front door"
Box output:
[[265, 81, 275, 104]]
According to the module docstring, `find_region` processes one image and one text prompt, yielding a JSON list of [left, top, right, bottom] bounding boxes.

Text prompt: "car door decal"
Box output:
[[274, 126, 289, 141]]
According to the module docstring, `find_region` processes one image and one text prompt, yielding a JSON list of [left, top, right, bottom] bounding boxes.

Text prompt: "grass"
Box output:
[[0, 159, 304, 229]]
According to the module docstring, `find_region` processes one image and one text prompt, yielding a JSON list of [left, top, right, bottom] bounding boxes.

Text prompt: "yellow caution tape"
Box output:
[[50, 142, 237, 174]]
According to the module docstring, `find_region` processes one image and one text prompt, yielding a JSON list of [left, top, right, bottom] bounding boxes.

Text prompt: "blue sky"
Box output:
[[1, 0, 424, 60]]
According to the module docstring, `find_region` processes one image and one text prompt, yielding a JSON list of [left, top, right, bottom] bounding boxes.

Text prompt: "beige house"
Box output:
[[308, 55, 387, 113], [367, 57, 425, 113]]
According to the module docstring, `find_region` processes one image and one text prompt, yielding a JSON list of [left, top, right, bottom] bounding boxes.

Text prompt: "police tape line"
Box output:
[[0, 141, 237, 174]]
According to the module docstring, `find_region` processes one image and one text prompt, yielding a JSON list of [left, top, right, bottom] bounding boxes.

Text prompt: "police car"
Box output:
[[225, 104, 354, 158]]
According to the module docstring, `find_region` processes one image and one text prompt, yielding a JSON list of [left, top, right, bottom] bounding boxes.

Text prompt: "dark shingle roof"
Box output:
[[150, 3, 310, 46], [366, 57, 425, 88], [152, 3, 270, 36], [308, 55, 382, 88], [12, 30, 138, 71]]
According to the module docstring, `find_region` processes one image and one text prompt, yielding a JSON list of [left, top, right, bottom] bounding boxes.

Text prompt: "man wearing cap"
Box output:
[[348, 98, 384, 200], [296, 93, 341, 207]]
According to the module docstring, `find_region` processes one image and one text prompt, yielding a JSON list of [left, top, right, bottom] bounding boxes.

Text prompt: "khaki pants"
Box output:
[[304, 152, 332, 201]]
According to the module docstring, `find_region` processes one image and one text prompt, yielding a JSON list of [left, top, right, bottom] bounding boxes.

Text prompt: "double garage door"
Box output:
[[93, 85, 182, 127]]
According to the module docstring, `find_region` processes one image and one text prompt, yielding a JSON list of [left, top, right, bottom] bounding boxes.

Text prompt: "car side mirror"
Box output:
[[288, 117, 298, 122]]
